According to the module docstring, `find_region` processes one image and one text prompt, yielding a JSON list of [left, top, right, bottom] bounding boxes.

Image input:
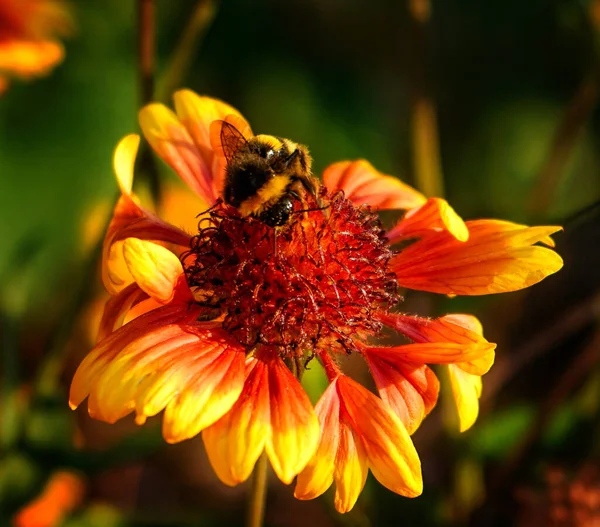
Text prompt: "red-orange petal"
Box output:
[[378, 312, 495, 374], [390, 219, 563, 295], [365, 352, 439, 434], [362, 342, 494, 376], [387, 197, 468, 243], [322, 160, 427, 210], [338, 377, 422, 499]]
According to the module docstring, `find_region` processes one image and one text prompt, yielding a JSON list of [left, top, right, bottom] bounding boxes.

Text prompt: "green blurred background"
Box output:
[[1, 0, 600, 526]]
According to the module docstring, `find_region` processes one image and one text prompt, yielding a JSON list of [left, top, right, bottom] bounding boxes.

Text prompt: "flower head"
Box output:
[[70, 89, 563, 513], [0, 0, 72, 93]]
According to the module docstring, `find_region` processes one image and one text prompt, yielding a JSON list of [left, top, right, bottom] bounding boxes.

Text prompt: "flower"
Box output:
[[0, 0, 72, 93], [69, 89, 563, 513]]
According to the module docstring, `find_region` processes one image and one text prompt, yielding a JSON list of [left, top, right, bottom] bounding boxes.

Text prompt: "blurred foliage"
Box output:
[[1, 0, 600, 526]]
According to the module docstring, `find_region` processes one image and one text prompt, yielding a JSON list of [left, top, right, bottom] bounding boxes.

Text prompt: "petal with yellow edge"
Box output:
[[202, 357, 271, 486], [70, 304, 245, 436], [448, 365, 483, 432], [122, 238, 191, 304], [265, 356, 320, 484], [203, 354, 319, 487], [379, 312, 493, 431], [102, 136, 191, 294], [364, 351, 439, 434], [387, 197, 469, 243], [295, 378, 368, 514], [390, 219, 563, 295], [297, 376, 422, 513], [295, 381, 340, 502], [139, 103, 216, 204], [322, 160, 426, 210], [339, 376, 422, 499], [377, 312, 496, 375]]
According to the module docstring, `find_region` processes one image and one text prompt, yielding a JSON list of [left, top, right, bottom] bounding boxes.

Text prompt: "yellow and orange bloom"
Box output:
[[69, 89, 563, 513], [0, 0, 72, 93]]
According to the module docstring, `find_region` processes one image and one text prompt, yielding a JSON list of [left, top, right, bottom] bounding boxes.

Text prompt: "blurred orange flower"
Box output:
[[69, 89, 563, 513], [0, 0, 72, 92], [13, 470, 85, 527]]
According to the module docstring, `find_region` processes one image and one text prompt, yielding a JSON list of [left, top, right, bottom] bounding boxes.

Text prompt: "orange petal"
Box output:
[[159, 179, 209, 235], [338, 376, 422, 499], [0, 40, 64, 78], [362, 342, 494, 376], [202, 357, 271, 486], [448, 365, 483, 432], [139, 103, 216, 203], [122, 238, 189, 304], [387, 197, 468, 243], [378, 312, 486, 345], [365, 352, 439, 434], [69, 304, 245, 437], [390, 219, 563, 295], [322, 160, 426, 210], [377, 312, 495, 374], [378, 312, 493, 430], [266, 357, 320, 484], [13, 470, 85, 527]]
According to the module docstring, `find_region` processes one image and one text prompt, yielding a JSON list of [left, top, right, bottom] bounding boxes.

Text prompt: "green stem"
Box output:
[[158, 0, 219, 102], [246, 452, 268, 527], [138, 0, 161, 204], [408, 0, 444, 198]]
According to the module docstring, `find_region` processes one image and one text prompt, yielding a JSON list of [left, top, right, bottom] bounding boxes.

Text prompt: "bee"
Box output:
[[210, 115, 321, 227]]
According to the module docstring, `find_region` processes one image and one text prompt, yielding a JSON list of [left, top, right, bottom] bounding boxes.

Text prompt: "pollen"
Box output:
[[183, 192, 398, 358]]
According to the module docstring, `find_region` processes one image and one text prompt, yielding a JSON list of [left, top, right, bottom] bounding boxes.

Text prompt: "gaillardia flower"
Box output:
[[0, 0, 72, 93], [70, 90, 563, 513]]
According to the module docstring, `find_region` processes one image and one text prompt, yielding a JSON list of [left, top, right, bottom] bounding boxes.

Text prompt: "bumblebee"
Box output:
[[210, 115, 320, 227]]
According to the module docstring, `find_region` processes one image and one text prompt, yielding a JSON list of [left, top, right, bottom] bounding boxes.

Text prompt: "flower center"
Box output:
[[183, 193, 398, 358]]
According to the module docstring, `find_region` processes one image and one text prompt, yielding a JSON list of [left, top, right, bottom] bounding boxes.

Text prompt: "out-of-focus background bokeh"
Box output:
[[1, 0, 599, 526]]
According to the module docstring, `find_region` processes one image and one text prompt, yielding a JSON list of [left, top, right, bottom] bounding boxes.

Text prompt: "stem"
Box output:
[[408, 0, 444, 198], [158, 0, 218, 102], [138, 0, 155, 105], [246, 452, 268, 527], [138, 0, 161, 203]]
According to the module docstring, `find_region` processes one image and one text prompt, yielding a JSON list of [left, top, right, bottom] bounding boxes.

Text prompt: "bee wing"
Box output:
[[209, 114, 253, 164]]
